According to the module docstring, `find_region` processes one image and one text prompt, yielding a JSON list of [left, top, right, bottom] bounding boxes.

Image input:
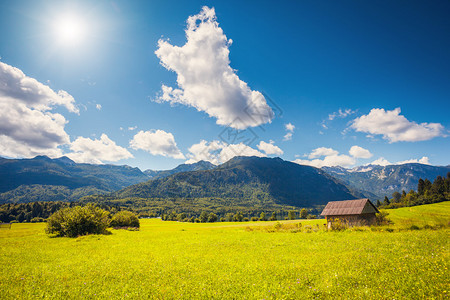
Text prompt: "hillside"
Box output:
[[322, 163, 450, 199], [116, 156, 357, 208], [385, 201, 450, 228], [0, 156, 150, 203]]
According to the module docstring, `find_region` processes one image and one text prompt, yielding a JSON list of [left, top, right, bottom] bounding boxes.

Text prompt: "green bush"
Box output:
[[375, 211, 392, 226], [329, 218, 348, 231], [30, 217, 46, 223], [110, 211, 140, 228], [46, 204, 110, 238]]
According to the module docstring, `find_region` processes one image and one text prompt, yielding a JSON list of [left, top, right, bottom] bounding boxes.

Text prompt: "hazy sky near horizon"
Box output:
[[0, 0, 449, 170]]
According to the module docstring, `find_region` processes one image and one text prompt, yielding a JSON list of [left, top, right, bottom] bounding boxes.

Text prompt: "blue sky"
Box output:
[[0, 0, 449, 170]]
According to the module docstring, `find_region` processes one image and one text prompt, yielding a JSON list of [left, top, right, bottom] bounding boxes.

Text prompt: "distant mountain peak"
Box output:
[[55, 156, 76, 165]]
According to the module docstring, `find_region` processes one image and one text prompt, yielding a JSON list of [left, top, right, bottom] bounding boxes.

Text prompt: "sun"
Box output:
[[54, 15, 86, 46]]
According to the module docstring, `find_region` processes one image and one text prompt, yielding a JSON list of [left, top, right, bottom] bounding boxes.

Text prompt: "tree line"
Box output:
[[160, 208, 316, 223], [377, 172, 450, 209], [0, 200, 317, 224], [0, 201, 121, 223]]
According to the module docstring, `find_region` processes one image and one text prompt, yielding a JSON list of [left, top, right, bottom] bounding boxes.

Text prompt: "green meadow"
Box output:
[[1, 203, 449, 299]]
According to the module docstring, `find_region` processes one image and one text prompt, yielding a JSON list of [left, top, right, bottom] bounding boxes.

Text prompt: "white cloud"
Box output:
[[283, 123, 295, 141], [293, 146, 374, 168], [128, 126, 137, 131], [283, 132, 293, 141], [370, 156, 430, 166], [0, 135, 63, 158], [155, 6, 273, 130], [0, 62, 78, 113], [257, 140, 283, 156], [308, 147, 339, 159], [349, 145, 373, 159], [0, 62, 77, 158], [96, 104, 102, 110], [351, 108, 446, 142], [369, 157, 391, 166], [67, 134, 133, 164], [283, 132, 292, 141], [186, 140, 265, 165], [328, 108, 355, 121], [294, 155, 355, 168], [285, 123, 295, 132], [130, 130, 185, 159], [396, 156, 430, 165]]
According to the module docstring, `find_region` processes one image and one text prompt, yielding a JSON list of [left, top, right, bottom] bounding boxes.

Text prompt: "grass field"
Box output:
[[0, 202, 448, 299]]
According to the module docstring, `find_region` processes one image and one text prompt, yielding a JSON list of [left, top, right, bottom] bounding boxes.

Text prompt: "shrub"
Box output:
[[250, 217, 259, 222], [30, 217, 45, 223], [46, 204, 110, 238], [409, 225, 420, 230], [329, 218, 348, 231], [110, 211, 140, 229], [375, 211, 392, 226]]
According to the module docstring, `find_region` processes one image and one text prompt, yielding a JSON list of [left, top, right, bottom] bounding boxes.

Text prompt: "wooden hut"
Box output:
[[320, 199, 379, 229]]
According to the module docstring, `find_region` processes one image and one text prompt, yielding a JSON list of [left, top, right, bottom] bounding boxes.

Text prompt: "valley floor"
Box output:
[[0, 202, 449, 299]]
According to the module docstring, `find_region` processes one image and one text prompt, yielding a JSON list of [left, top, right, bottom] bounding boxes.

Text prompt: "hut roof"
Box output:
[[320, 199, 379, 216]]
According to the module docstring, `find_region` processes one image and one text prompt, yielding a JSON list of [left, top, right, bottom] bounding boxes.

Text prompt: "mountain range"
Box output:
[[322, 163, 450, 199], [116, 156, 356, 208], [0, 156, 216, 203], [0, 155, 448, 207]]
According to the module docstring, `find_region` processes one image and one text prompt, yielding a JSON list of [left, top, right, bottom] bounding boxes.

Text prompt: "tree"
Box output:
[[383, 196, 390, 206], [46, 204, 110, 238], [299, 208, 308, 219], [259, 212, 267, 221], [392, 191, 401, 203], [208, 213, 218, 223], [424, 179, 432, 191], [269, 211, 277, 221], [418, 178, 425, 195], [376, 200, 381, 207], [199, 211, 208, 223], [177, 212, 187, 221], [110, 211, 140, 228], [225, 213, 234, 222], [234, 211, 244, 222], [287, 210, 296, 220]]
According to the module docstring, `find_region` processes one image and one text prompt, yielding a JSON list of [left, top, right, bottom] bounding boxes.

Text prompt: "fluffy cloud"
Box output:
[[351, 108, 445, 142], [370, 156, 430, 166], [294, 154, 355, 168], [397, 156, 430, 165], [130, 130, 185, 159], [349, 145, 373, 159], [369, 157, 392, 166], [155, 6, 274, 129], [285, 123, 295, 132], [294, 145, 373, 168], [257, 140, 283, 155], [283, 123, 295, 141], [0, 62, 78, 113], [96, 104, 102, 110], [0, 62, 77, 158], [67, 134, 133, 164], [186, 140, 265, 165], [308, 147, 339, 159]]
